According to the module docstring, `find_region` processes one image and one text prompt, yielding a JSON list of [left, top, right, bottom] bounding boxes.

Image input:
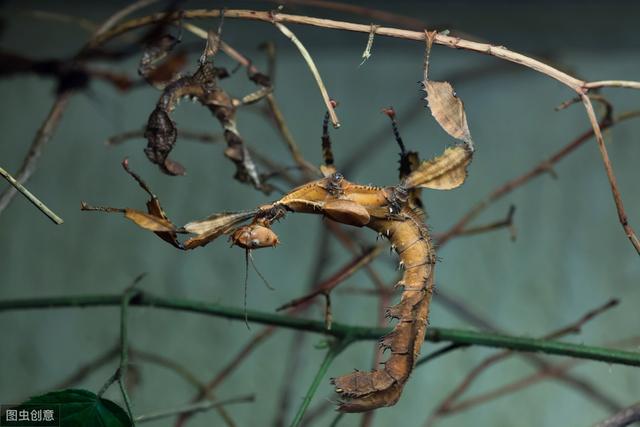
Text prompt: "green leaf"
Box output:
[[23, 389, 131, 427]]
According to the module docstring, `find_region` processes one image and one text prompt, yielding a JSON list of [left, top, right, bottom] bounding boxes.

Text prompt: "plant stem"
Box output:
[[1, 292, 640, 367], [134, 394, 254, 423], [290, 338, 352, 427], [0, 165, 63, 225]]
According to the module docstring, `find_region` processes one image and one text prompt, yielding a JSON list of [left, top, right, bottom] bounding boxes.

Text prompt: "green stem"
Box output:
[[290, 338, 352, 427], [0, 165, 63, 224], [118, 285, 139, 425], [1, 292, 639, 367]]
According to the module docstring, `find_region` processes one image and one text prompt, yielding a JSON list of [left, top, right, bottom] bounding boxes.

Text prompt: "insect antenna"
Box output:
[[249, 251, 275, 291], [243, 248, 251, 330], [241, 248, 276, 330]]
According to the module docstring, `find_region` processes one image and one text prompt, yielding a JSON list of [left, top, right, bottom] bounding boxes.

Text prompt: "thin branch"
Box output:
[[594, 402, 640, 427], [585, 80, 640, 90], [0, 93, 72, 216], [276, 245, 382, 312], [423, 299, 621, 425], [445, 336, 640, 417], [581, 95, 639, 254], [450, 205, 515, 240], [289, 338, 352, 427], [93, 10, 585, 88], [0, 165, 64, 224], [91, 0, 160, 38], [436, 107, 640, 246], [174, 326, 274, 427], [264, 0, 427, 30], [182, 22, 319, 176], [96, 275, 146, 427], [104, 129, 220, 146], [135, 394, 254, 423], [272, 20, 340, 128], [0, 0, 159, 217], [2, 292, 640, 367], [20, 9, 97, 33]]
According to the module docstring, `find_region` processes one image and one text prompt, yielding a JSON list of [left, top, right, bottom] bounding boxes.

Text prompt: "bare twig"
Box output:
[[444, 336, 640, 418], [20, 9, 97, 32], [424, 299, 621, 426], [585, 80, 640, 90], [0, 0, 163, 217], [272, 21, 340, 128], [91, 0, 160, 38], [105, 129, 220, 146], [436, 105, 640, 246], [581, 95, 639, 254], [449, 205, 516, 240], [0, 165, 64, 224], [276, 245, 382, 312], [594, 402, 640, 427], [135, 394, 254, 423], [0, 93, 72, 216], [182, 22, 319, 177], [174, 327, 274, 427]]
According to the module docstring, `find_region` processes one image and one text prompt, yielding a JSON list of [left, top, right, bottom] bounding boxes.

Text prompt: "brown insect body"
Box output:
[[263, 173, 434, 411], [85, 107, 473, 413], [230, 223, 280, 249]]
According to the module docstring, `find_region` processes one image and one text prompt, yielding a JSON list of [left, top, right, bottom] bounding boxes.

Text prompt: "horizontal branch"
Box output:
[[1, 292, 639, 367], [96, 9, 586, 88]]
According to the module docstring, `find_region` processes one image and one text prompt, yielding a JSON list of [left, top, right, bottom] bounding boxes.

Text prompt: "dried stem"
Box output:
[[423, 299, 621, 425], [0, 93, 72, 216], [436, 106, 640, 246], [272, 21, 340, 128], [594, 401, 640, 427], [445, 336, 640, 417], [581, 95, 639, 254], [585, 80, 640, 90], [276, 245, 382, 312], [135, 394, 254, 423]]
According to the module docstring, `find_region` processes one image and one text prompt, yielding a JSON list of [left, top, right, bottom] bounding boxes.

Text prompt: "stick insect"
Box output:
[[82, 102, 473, 411]]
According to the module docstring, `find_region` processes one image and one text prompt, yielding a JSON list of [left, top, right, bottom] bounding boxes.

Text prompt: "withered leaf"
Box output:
[[182, 210, 256, 249], [124, 209, 176, 232], [403, 145, 472, 190], [423, 80, 473, 145], [183, 210, 256, 235]]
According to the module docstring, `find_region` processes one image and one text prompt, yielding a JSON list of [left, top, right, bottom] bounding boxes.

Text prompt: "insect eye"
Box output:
[[332, 172, 344, 182]]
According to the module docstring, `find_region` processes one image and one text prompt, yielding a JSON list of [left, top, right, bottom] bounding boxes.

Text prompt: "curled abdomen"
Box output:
[[332, 209, 435, 412]]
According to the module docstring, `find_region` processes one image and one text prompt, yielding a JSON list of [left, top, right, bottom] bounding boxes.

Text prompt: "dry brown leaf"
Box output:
[[124, 209, 176, 232], [423, 80, 473, 145], [183, 211, 256, 235], [182, 210, 256, 250], [403, 145, 472, 190]]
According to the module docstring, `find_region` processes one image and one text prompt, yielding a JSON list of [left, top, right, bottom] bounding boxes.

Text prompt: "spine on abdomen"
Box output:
[[332, 208, 435, 412]]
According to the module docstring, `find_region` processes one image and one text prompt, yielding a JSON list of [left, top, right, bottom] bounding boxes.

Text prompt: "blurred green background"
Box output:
[[1, 1, 639, 426]]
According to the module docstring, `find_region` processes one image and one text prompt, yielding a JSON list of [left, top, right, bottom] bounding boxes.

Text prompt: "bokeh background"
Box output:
[[1, 1, 639, 426]]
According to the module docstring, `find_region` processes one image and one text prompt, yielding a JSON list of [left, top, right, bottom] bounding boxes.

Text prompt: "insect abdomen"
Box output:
[[332, 208, 434, 412]]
